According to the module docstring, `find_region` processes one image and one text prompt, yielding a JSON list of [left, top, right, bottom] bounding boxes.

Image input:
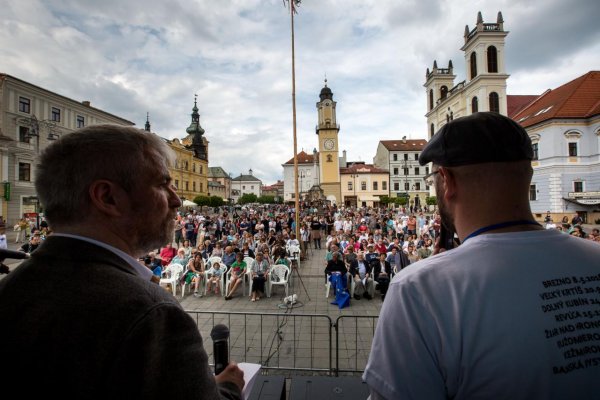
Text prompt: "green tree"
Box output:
[[193, 195, 210, 207], [426, 196, 437, 206], [209, 196, 225, 207], [238, 193, 258, 205], [379, 195, 392, 205], [258, 195, 276, 204], [394, 197, 408, 206]]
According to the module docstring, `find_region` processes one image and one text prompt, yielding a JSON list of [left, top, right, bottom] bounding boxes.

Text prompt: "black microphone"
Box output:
[[0, 249, 30, 261], [210, 324, 229, 375]]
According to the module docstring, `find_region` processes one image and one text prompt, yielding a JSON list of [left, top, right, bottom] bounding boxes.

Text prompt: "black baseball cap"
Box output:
[[419, 112, 533, 167]]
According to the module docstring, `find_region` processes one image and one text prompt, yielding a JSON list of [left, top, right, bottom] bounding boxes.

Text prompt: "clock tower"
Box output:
[[316, 79, 342, 204]]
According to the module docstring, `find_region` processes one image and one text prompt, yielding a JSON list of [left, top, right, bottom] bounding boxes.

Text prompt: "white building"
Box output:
[[231, 169, 262, 203], [282, 149, 320, 202], [373, 139, 429, 206], [0, 73, 134, 225], [424, 11, 509, 138], [511, 71, 600, 223]]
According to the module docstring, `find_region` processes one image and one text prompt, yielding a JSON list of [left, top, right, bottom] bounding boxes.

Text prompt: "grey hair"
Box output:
[[36, 124, 175, 226]]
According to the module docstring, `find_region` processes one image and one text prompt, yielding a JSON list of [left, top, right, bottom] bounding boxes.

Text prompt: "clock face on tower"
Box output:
[[324, 139, 335, 150]]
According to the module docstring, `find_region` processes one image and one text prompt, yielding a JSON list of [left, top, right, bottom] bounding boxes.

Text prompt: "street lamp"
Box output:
[[299, 171, 306, 198], [351, 173, 359, 207]]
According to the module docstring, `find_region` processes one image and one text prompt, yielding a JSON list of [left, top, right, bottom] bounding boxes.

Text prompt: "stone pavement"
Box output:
[[181, 245, 383, 375]]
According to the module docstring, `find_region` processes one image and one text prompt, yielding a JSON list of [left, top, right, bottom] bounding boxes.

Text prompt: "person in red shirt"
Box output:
[[160, 243, 177, 266], [375, 238, 387, 254]]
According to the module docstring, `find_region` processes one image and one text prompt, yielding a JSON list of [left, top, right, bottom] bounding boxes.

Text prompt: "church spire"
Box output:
[[144, 112, 151, 132], [186, 94, 207, 160]]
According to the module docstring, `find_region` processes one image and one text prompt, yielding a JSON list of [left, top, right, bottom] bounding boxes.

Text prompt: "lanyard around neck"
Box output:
[[463, 220, 541, 243]]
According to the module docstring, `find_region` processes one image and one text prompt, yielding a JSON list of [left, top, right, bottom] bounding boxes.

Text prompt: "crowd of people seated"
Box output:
[[134, 204, 600, 303]]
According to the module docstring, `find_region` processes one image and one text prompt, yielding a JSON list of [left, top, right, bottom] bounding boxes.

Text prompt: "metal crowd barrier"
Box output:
[[186, 310, 379, 376]]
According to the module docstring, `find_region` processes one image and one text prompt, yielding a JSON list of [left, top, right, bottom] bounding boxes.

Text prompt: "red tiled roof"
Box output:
[[284, 150, 318, 165], [340, 163, 388, 174], [507, 95, 539, 119], [512, 71, 600, 128], [380, 139, 427, 151]]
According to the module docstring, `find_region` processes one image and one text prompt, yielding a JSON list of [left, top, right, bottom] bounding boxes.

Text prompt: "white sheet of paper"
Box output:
[[238, 362, 261, 400]]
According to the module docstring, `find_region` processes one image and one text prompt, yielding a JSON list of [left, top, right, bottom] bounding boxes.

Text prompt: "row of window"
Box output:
[[392, 153, 419, 161], [19, 167, 208, 193], [531, 142, 579, 161], [174, 179, 203, 193], [470, 46, 498, 80], [392, 182, 427, 191], [529, 182, 584, 201], [392, 166, 429, 176], [175, 160, 203, 173], [472, 92, 499, 113], [19, 96, 85, 127], [428, 45, 499, 111], [348, 181, 388, 191]]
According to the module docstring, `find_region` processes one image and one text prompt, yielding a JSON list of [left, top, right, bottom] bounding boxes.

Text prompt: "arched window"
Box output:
[[429, 89, 434, 110], [489, 92, 499, 113], [470, 52, 477, 79], [430, 123, 435, 137], [440, 86, 448, 100], [472, 97, 479, 113], [487, 46, 498, 73]]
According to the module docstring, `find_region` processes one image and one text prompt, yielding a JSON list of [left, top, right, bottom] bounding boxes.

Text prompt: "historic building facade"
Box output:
[[231, 169, 262, 203], [146, 98, 209, 202], [316, 80, 342, 204], [373, 138, 428, 206], [0, 73, 134, 225], [208, 166, 232, 202], [512, 71, 600, 223], [282, 149, 319, 202], [340, 163, 389, 208], [424, 11, 509, 138]]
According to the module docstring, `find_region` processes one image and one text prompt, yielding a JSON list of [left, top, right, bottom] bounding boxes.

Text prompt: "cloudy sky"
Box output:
[[1, 0, 599, 184]]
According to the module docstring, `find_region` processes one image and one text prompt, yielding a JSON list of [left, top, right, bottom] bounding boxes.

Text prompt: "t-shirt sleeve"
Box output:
[[363, 280, 448, 400]]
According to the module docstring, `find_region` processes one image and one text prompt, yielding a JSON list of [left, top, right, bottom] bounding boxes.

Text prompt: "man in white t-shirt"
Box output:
[[364, 112, 600, 399]]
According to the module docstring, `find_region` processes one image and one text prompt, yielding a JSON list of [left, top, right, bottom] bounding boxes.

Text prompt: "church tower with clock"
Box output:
[[316, 79, 342, 204]]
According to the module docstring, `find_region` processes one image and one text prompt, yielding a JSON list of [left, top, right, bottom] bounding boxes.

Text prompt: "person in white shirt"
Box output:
[[364, 112, 600, 399]]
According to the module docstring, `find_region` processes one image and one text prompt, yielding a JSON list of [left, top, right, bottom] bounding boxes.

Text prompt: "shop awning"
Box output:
[[563, 197, 600, 206]]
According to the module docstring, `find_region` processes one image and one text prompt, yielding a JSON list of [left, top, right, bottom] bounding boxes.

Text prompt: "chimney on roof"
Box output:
[[82, 101, 91, 107], [402, 136, 407, 144]]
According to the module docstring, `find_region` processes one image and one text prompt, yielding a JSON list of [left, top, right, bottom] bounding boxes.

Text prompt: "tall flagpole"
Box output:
[[286, 0, 301, 244]]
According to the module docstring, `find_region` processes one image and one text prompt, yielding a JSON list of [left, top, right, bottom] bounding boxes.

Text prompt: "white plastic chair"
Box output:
[[243, 256, 255, 296], [287, 245, 301, 270], [181, 269, 205, 297], [204, 268, 225, 296], [268, 264, 290, 298], [207, 256, 222, 268], [160, 264, 184, 296], [204, 257, 225, 296]]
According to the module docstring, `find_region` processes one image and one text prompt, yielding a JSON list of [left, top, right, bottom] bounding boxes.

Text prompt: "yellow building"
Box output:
[[316, 80, 342, 204], [341, 163, 389, 208], [147, 98, 209, 202]]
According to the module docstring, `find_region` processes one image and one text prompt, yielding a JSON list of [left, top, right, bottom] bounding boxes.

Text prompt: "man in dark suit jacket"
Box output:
[[348, 252, 374, 300], [371, 252, 392, 301], [0, 125, 243, 399]]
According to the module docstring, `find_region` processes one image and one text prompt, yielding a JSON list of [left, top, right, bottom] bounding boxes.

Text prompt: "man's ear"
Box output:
[[88, 180, 127, 217], [439, 168, 457, 201]]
